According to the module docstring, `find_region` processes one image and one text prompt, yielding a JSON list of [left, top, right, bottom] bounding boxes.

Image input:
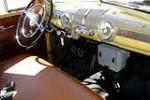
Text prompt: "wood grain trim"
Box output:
[[0, 12, 21, 19], [45, 33, 53, 62]]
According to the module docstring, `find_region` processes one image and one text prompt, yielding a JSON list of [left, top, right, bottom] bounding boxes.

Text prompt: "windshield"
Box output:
[[102, 0, 150, 13], [53, 0, 97, 2]]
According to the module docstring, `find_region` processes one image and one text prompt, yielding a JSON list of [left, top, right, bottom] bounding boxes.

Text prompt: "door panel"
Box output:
[[0, 16, 19, 56]]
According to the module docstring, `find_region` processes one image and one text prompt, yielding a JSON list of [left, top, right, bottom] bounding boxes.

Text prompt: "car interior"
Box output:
[[0, 0, 150, 100]]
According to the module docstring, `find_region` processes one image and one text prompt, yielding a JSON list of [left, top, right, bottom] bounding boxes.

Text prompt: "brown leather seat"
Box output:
[[0, 54, 103, 100]]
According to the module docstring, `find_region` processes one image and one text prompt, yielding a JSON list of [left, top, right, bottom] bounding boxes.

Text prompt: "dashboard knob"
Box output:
[[75, 25, 94, 36]]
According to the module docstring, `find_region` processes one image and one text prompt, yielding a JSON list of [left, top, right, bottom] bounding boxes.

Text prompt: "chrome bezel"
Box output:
[[98, 20, 116, 41], [60, 13, 72, 30]]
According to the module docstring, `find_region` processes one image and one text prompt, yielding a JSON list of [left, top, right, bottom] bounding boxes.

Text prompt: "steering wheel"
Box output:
[[16, 0, 53, 48]]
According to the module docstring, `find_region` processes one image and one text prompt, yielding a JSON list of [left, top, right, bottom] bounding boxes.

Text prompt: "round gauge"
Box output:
[[60, 13, 71, 31], [98, 20, 116, 41]]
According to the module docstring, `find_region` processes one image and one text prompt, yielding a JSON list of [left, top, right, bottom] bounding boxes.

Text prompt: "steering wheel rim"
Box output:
[[16, 0, 53, 49]]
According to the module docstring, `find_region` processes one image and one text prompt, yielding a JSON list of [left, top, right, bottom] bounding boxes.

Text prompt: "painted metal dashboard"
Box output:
[[49, 1, 150, 56]]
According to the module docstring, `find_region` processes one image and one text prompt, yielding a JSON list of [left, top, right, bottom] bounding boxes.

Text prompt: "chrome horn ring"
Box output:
[[16, 0, 53, 48]]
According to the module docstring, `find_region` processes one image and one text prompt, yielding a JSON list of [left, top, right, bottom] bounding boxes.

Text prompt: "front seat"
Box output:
[[0, 54, 103, 100]]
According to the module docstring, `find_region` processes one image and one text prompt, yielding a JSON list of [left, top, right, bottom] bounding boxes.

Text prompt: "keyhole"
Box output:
[[112, 57, 115, 63]]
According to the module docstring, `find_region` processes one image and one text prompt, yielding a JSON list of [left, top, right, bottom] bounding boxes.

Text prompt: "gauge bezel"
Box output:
[[60, 13, 72, 31], [98, 20, 116, 41]]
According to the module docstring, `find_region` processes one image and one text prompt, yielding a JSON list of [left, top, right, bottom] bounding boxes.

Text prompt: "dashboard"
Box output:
[[47, 0, 150, 56], [11, 1, 149, 99]]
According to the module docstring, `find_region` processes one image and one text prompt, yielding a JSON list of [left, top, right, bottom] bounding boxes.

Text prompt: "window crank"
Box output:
[[0, 25, 15, 32]]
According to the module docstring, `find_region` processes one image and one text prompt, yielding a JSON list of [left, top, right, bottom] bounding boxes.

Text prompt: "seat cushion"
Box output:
[[0, 54, 103, 100]]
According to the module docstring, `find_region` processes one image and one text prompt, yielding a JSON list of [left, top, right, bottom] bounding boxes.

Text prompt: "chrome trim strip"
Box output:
[[82, 9, 92, 25], [118, 29, 150, 43]]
